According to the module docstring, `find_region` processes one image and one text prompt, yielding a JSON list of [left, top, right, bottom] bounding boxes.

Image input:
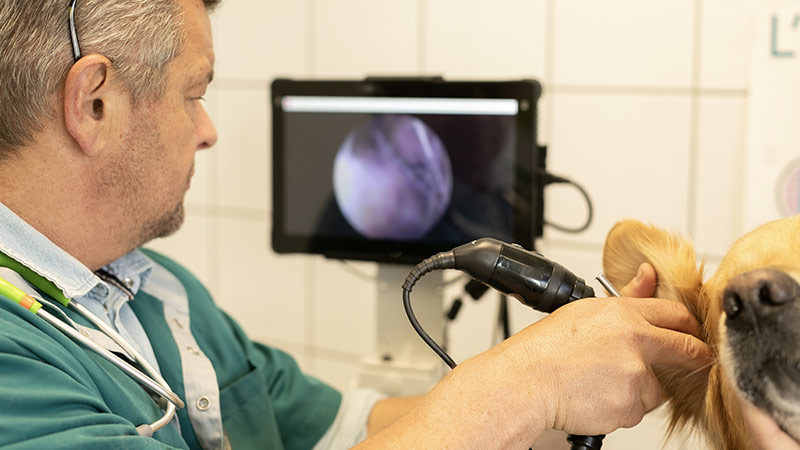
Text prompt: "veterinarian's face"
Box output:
[[715, 215, 800, 442]]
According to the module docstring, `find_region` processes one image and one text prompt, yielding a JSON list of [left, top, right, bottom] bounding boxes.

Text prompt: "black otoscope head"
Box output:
[[451, 238, 595, 312]]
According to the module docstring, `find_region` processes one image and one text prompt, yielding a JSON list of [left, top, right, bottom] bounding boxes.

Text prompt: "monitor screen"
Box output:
[[271, 78, 545, 264]]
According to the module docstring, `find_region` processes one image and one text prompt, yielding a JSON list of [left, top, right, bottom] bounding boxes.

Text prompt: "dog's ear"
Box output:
[[602, 220, 708, 440], [602, 220, 704, 315]]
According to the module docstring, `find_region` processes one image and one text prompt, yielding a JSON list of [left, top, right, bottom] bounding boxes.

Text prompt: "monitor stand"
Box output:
[[358, 263, 446, 396]]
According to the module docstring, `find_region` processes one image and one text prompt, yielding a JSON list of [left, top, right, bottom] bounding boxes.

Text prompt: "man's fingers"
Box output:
[[619, 262, 657, 298], [646, 328, 712, 371], [625, 297, 704, 339]]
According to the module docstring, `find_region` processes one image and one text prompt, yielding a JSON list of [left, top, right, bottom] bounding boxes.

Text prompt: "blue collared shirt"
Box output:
[[0, 201, 160, 371]]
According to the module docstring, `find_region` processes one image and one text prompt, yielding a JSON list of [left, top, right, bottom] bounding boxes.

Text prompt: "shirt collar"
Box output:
[[0, 201, 153, 300]]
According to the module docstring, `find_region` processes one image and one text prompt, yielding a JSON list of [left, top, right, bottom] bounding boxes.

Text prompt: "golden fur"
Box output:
[[602, 215, 800, 449]]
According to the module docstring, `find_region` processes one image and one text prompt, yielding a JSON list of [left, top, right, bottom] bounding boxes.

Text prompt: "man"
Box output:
[[0, 0, 730, 448]]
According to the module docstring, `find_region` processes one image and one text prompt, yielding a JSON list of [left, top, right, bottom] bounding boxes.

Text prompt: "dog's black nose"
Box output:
[[723, 269, 799, 320]]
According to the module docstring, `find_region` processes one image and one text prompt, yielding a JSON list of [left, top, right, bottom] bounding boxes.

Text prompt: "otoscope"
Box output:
[[402, 237, 605, 450]]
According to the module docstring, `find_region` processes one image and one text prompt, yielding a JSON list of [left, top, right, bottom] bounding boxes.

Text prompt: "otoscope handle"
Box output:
[[451, 238, 594, 313], [568, 433, 605, 450]]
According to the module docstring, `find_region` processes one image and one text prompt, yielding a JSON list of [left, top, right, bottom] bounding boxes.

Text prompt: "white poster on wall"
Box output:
[[745, 2, 800, 230]]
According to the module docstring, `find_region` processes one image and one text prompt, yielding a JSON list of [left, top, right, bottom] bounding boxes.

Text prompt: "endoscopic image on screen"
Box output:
[[333, 114, 453, 240], [282, 111, 517, 247]]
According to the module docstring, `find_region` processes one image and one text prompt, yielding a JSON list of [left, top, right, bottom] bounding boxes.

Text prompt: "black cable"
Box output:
[[403, 288, 456, 369], [541, 173, 594, 234], [498, 294, 511, 341], [402, 251, 458, 369]]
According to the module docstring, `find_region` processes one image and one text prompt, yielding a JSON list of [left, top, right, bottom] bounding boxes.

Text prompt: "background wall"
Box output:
[[149, 1, 759, 448]]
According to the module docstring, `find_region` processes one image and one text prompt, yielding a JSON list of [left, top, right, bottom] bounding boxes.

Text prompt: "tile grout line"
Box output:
[[544, 0, 555, 89], [417, 0, 427, 73], [550, 85, 746, 97], [543, 0, 556, 146], [687, 0, 704, 241], [305, 0, 317, 77]]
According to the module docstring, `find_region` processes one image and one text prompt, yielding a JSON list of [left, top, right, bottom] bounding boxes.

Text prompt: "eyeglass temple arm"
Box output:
[[68, 0, 82, 61]]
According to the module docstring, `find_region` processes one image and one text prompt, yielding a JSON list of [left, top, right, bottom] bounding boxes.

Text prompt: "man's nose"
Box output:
[[723, 268, 800, 322], [196, 102, 218, 150]]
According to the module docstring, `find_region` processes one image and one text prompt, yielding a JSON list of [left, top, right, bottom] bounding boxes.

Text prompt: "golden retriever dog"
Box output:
[[602, 215, 800, 449]]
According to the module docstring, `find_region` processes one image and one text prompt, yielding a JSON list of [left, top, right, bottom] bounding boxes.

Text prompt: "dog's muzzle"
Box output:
[[722, 268, 800, 439]]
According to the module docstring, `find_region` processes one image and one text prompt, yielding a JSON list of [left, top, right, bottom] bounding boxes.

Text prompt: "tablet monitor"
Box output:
[[271, 78, 544, 264]]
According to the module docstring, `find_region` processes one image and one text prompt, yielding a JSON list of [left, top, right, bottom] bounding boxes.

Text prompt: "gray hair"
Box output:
[[0, 0, 220, 159]]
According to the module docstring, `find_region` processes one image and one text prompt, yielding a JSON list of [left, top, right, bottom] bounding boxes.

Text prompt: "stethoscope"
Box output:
[[0, 251, 184, 437]]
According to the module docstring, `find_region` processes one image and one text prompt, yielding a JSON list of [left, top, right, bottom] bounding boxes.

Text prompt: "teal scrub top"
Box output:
[[0, 250, 342, 449]]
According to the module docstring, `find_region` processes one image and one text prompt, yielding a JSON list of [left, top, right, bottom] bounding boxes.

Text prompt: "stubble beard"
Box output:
[[98, 114, 189, 253], [138, 197, 186, 244]]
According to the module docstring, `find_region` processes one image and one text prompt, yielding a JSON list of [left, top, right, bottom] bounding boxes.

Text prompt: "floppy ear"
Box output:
[[602, 220, 708, 439], [602, 220, 703, 315]]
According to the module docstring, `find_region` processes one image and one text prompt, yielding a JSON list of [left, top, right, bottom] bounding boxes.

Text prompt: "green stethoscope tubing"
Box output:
[[0, 250, 185, 437], [0, 250, 69, 307]]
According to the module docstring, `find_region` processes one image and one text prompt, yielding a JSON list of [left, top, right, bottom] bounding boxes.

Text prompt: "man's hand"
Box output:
[[486, 262, 711, 436], [741, 395, 800, 450]]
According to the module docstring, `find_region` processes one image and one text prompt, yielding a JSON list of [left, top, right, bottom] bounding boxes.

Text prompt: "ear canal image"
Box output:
[[332, 114, 453, 240]]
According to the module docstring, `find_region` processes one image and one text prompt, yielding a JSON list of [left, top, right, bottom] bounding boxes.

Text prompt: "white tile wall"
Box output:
[[547, 93, 693, 244], [217, 216, 308, 349], [699, 0, 757, 90], [150, 1, 763, 448], [425, 0, 548, 79], [313, 1, 419, 77], [552, 1, 695, 87], [311, 258, 378, 356], [210, 0, 307, 80], [213, 85, 271, 211], [445, 282, 503, 362], [694, 96, 749, 257]]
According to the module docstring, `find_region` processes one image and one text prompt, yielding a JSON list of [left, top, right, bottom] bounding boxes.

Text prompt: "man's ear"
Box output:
[[63, 54, 126, 156]]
